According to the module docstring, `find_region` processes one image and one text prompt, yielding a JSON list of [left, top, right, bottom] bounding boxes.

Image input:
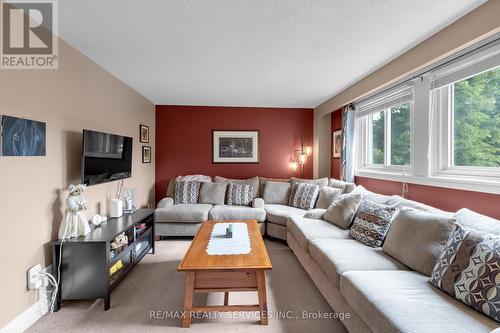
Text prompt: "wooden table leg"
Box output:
[[256, 270, 268, 325], [224, 292, 229, 306], [182, 272, 195, 328]]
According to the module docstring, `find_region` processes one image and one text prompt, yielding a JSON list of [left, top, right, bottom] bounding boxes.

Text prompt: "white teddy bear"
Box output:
[[58, 184, 91, 239]]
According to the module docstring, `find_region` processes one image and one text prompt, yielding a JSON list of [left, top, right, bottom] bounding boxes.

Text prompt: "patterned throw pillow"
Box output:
[[226, 183, 254, 206], [289, 183, 320, 210], [174, 180, 201, 204], [429, 224, 500, 322], [350, 200, 397, 247]]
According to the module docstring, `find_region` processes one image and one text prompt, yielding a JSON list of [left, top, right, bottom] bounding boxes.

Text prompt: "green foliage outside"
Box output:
[[453, 67, 500, 167], [371, 103, 411, 165]]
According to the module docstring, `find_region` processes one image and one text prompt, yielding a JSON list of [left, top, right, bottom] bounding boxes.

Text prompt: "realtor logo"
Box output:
[[1, 0, 58, 69]]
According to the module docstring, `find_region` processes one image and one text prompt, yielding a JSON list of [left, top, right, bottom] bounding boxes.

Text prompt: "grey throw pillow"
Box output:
[[323, 193, 362, 229], [289, 183, 320, 210], [262, 181, 291, 204], [303, 208, 327, 220], [328, 179, 356, 193], [350, 200, 397, 247], [259, 177, 289, 197], [455, 208, 500, 235], [214, 176, 260, 197], [226, 183, 254, 206], [174, 181, 201, 204], [383, 208, 456, 276], [198, 182, 227, 205], [316, 186, 342, 209]]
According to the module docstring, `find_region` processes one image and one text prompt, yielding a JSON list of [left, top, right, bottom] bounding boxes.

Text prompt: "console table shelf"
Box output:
[[51, 208, 155, 311]]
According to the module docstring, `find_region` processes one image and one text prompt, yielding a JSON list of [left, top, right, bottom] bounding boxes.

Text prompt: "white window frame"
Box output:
[[356, 101, 414, 174], [354, 40, 500, 195], [431, 72, 500, 180]]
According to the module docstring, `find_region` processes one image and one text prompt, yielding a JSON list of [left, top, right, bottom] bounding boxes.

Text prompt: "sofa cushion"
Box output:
[[316, 186, 342, 209], [259, 177, 289, 197], [340, 270, 498, 333], [290, 177, 329, 190], [209, 205, 266, 222], [226, 183, 253, 206], [214, 176, 260, 197], [350, 200, 397, 247], [287, 216, 350, 250], [265, 204, 306, 226], [155, 204, 212, 222], [456, 208, 500, 235], [289, 183, 320, 210], [323, 193, 362, 229], [174, 180, 201, 204], [383, 208, 456, 276], [328, 179, 356, 193], [303, 208, 327, 220], [199, 182, 227, 205], [310, 239, 407, 288], [262, 181, 291, 204], [429, 224, 500, 322]]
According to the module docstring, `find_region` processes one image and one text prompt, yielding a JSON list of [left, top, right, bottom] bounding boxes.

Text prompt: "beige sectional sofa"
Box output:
[[155, 175, 354, 238], [287, 190, 500, 333]]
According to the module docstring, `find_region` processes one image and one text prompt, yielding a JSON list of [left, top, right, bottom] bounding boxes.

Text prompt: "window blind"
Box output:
[[355, 84, 414, 118], [431, 42, 500, 89]]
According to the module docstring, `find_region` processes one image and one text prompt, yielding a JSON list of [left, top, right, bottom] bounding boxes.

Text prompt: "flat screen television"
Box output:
[[82, 129, 133, 186]]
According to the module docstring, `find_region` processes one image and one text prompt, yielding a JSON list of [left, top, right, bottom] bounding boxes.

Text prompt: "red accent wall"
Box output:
[[331, 108, 343, 179], [356, 176, 500, 219], [155, 105, 313, 201]]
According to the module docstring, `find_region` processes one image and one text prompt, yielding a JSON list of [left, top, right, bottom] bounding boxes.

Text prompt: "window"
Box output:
[[354, 41, 500, 194], [356, 84, 413, 172], [452, 67, 500, 168]]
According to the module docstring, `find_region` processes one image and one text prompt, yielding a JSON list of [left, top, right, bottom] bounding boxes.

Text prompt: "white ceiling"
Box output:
[[57, 0, 486, 107]]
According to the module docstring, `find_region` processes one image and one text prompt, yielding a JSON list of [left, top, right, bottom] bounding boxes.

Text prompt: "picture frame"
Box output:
[[212, 130, 259, 163], [332, 130, 342, 158], [142, 146, 151, 163], [139, 124, 149, 143]]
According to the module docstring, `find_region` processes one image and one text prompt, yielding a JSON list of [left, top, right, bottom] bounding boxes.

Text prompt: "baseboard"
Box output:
[[0, 264, 54, 333], [0, 301, 46, 333]]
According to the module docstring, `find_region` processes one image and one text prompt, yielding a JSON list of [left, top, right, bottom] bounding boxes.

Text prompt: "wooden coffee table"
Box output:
[[178, 220, 272, 327]]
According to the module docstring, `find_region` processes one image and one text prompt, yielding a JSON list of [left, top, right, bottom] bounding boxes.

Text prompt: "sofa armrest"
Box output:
[[157, 197, 174, 209], [252, 198, 265, 209]]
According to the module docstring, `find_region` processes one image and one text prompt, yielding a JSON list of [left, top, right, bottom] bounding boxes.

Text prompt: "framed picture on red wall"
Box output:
[[333, 130, 342, 158], [212, 130, 259, 163]]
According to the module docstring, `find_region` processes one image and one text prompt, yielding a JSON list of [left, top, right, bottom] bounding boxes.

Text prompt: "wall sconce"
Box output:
[[289, 133, 311, 177]]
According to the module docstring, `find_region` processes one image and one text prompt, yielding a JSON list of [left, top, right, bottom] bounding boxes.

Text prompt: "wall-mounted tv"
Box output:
[[82, 129, 133, 186]]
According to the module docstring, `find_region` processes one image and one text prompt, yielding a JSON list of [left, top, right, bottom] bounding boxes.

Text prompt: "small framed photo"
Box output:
[[332, 130, 342, 158], [142, 146, 151, 163], [140, 124, 149, 143], [212, 130, 259, 163]]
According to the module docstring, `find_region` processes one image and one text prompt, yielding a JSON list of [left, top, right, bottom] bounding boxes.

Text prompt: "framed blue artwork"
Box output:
[[1, 115, 46, 156]]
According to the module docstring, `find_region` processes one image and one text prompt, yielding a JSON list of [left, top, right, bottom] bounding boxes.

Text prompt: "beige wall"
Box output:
[[313, 0, 500, 177], [0, 39, 155, 327]]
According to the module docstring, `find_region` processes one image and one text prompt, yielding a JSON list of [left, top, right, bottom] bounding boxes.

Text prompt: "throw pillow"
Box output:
[[198, 182, 227, 205], [323, 193, 362, 229], [316, 186, 342, 209], [289, 183, 320, 210], [290, 177, 329, 191], [456, 208, 500, 235], [350, 200, 397, 247], [174, 180, 201, 204], [328, 179, 356, 193], [429, 224, 500, 322], [226, 183, 254, 206], [214, 176, 260, 198], [262, 181, 291, 204], [259, 177, 289, 197], [383, 208, 456, 276]]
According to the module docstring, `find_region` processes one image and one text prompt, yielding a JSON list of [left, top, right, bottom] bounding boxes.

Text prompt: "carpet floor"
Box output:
[[27, 239, 347, 333]]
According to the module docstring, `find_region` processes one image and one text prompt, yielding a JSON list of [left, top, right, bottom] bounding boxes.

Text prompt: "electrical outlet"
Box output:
[[28, 264, 42, 290]]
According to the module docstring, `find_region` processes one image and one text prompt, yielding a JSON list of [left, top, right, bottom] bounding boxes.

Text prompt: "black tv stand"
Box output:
[[51, 209, 155, 311]]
